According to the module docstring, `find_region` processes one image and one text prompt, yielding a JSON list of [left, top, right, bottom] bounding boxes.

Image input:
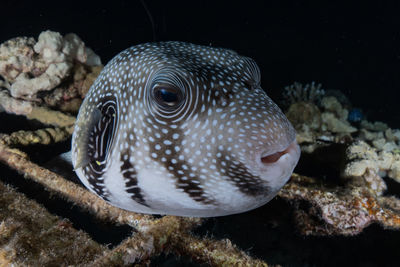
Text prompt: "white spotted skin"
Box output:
[[71, 41, 300, 217]]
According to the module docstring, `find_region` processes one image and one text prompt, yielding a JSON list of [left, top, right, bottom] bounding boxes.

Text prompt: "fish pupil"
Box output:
[[159, 88, 178, 103], [154, 86, 182, 107]]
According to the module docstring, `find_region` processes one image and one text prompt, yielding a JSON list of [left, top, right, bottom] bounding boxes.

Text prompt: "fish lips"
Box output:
[[255, 139, 301, 189]]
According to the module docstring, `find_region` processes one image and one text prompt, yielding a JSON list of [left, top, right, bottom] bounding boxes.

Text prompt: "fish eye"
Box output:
[[153, 85, 183, 108]]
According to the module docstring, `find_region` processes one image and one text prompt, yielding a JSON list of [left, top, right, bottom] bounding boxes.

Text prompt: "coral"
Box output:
[[323, 89, 352, 109], [321, 112, 357, 133], [0, 87, 33, 115], [41, 63, 103, 112], [0, 30, 102, 115], [0, 36, 37, 82], [321, 96, 348, 121], [283, 83, 359, 153], [319, 96, 356, 134], [279, 173, 400, 235], [360, 120, 389, 132], [281, 82, 400, 237], [286, 102, 321, 131], [10, 61, 71, 99], [344, 140, 400, 183], [282, 81, 325, 107]]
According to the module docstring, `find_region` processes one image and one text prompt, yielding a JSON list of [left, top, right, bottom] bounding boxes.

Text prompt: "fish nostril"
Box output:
[[260, 151, 286, 164]]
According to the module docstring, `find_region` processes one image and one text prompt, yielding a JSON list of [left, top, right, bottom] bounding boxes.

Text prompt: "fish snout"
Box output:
[[260, 140, 300, 165], [253, 139, 300, 189]]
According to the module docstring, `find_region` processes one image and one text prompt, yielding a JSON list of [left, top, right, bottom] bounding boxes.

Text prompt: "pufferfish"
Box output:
[[71, 41, 300, 217]]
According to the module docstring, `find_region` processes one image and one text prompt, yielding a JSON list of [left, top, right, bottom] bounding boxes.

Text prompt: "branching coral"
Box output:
[[282, 81, 325, 107]]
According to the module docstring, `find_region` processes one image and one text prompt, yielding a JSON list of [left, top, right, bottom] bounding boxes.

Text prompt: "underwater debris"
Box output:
[[0, 141, 270, 266], [0, 30, 102, 115], [0, 142, 149, 227], [0, 127, 73, 147], [91, 216, 267, 267], [0, 180, 105, 265]]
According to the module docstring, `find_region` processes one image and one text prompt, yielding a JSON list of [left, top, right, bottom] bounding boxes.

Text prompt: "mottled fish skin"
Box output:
[[71, 41, 300, 217]]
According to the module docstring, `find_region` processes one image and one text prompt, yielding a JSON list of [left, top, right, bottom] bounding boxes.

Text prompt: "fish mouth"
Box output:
[[252, 139, 300, 193], [260, 140, 300, 165]]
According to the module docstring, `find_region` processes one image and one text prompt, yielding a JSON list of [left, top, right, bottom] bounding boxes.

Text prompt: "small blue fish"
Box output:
[[72, 42, 300, 217]]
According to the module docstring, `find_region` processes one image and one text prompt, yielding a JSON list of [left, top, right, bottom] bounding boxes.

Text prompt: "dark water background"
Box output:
[[0, 1, 399, 266], [2, 0, 399, 128]]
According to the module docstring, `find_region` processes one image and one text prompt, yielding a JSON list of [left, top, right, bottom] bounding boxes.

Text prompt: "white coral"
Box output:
[[10, 62, 71, 98], [0, 30, 102, 100], [344, 140, 400, 183]]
